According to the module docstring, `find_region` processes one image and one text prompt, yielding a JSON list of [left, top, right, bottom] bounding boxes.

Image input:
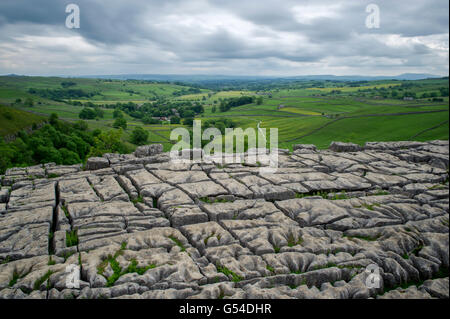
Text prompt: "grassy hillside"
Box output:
[[0, 76, 204, 103], [0, 105, 45, 137]]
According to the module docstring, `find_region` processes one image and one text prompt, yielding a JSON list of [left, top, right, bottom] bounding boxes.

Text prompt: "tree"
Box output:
[[142, 115, 160, 124], [73, 120, 88, 131], [183, 117, 194, 126], [170, 117, 181, 124], [131, 126, 149, 145], [79, 107, 97, 119], [0, 137, 15, 174], [219, 101, 228, 112], [113, 117, 127, 129], [49, 113, 59, 126], [59, 148, 81, 165], [181, 110, 195, 118], [212, 106, 216, 113], [113, 108, 123, 119], [35, 145, 63, 164], [3, 111, 13, 120], [439, 87, 449, 97], [94, 106, 104, 118], [256, 97, 263, 105], [24, 97, 34, 107], [89, 129, 128, 157], [61, 81, 76, 88], [192, 103, 204, 114]]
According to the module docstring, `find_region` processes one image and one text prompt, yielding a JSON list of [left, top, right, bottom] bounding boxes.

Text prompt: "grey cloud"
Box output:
[[0, 0, 447, 76]]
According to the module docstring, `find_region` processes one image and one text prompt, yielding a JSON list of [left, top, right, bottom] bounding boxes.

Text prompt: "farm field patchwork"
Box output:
[[0, 76, 448, 155]]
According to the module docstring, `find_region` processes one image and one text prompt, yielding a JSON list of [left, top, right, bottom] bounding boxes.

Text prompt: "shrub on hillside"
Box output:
[[131, 126, 149, 145], [113, 117, 127, 129]]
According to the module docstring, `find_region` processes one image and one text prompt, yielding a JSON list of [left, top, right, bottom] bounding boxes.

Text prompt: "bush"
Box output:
[[113, 117, 127, 129], [24, 97, 34, 107], [142, 116, 160, 124], [170, 117, 180, 124], [73, 120, 88, 131], [79, 108, 97, 119], [181, 110, 195, 118], [113, 109, 123, 119], [131, 126, 149, 145], [94, 107, 104, 118], [89, 129, 129, 157], [3, 111, 13, 120], [35, 145, 63, 164], [49, 113, 59, 126], [59, 148, 81, 165], [183, 117, 194, 126]]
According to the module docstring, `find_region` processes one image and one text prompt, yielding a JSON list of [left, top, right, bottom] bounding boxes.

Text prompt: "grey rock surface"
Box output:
[[329, 141, 362, 152], [86, 157, 109, 171], [0, 141, 448, 299], [134, 144, 163, 158]]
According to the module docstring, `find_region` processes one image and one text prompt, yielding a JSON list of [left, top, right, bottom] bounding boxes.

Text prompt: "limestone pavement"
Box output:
[[0, 140, 448, 299]]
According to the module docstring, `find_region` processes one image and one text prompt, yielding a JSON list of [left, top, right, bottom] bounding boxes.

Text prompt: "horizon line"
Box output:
[[1, 72, 448, 79]]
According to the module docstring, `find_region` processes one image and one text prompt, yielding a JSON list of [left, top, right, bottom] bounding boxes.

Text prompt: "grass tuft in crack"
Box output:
[[66, 230, 79, 247], [216, 264, 243, 283], [168, 235, 186, 252], [33, 270, 55, 291]]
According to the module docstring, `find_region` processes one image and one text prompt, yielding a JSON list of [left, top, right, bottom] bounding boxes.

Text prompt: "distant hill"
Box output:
[[81, 73, 444, 83], [286, 73, 443, 81]]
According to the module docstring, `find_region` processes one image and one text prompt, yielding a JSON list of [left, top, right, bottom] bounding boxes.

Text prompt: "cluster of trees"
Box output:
[[105, 100, 200, 118], [172, 87, 202, 96], [100, 100, 204, 125], [255, 96, 264, 105], [61, 81, 77, 88], [113, 117, 127, 129], [142, 116, 162, 124], [202, 118, 237, 135], [79, 106, 104, 119], [421, 87, 449, 98], [14, 97, 35, 107], [111, 109, 128, 129], [28, 88, 96, 101], [0, 114, 130, 174], [219, 96, 255, 112], [352, 83, 449, 100], [130, 126, 149, 145]]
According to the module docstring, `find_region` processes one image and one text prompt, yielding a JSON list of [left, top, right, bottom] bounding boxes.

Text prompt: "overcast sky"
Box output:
[[0, 0, 448, 76]]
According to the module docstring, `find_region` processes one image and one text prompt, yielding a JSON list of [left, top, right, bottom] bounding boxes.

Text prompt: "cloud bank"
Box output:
[[0, 0, 448, 76]]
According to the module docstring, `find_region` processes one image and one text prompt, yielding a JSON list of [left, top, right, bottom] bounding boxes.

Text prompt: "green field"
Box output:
[[0, 75, 448, 153], [0, 105, 46, 137]]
